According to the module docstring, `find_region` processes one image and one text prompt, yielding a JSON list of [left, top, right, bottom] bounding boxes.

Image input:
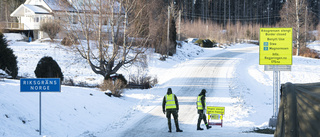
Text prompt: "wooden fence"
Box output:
[[274, 82, 320, 137], [0, 22, 24, 30]]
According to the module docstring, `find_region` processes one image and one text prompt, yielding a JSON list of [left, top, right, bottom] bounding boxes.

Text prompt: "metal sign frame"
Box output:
[[264, 65, 291, 71], [20, 78, 61, 135], [259, 28, 293, 127]]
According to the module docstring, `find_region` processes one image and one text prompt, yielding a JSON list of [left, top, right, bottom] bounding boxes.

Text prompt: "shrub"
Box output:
[[61, 34, 79, 46], [211, 40, 218, 46], [116, 74, 128, 85], [100, 79, 126, 97], [61, 37, 72, 46], [194, 39, 201, 45], [293, 47, 319, 58], [168, 15, 177, 55], [62, 77, 74, 86], [100, 74, 127, 97], [34, 56, 64, 81], [40, 21, 61, 42], [251, 127, 275, 134], [195, 39, 215, 48], [129, 74, 158, 89], [0, 33, 18, 78]]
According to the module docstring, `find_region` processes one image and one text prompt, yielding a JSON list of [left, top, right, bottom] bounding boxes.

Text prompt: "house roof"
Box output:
[[43, 0, 76, 12], [11, 0, 124, 17], [70, 0, 124, 14], [11, 4, 50, 17], [24, 5, 50, 14]]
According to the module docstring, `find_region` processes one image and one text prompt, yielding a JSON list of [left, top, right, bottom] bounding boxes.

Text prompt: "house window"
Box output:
[[34, 17, 40, 22], [72, 15, 78, 24], [25, 8, 30, 13]]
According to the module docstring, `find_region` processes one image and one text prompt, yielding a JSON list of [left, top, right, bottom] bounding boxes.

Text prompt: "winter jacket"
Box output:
[[197, 90, 206, 110], [162, 88, 179, 111]]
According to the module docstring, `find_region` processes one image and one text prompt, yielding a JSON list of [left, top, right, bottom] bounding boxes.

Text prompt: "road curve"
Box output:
[[116, 46, 263, 137]]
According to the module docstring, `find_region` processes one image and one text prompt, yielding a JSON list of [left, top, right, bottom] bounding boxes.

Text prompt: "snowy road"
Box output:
[[3, 34, 319, 137], [107, 46, 273, 137]]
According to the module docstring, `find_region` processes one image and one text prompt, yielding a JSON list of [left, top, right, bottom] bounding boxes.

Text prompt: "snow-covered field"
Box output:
[[1, 33, 320, 137]]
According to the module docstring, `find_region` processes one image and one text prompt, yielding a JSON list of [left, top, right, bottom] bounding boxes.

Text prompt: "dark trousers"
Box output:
[[166, 109, 180, 131], [197, 110, 208, 128]]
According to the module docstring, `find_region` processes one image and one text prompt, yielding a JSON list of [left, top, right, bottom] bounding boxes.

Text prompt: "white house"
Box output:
[[10, 0, 125, 40], [10, 0, 77, 39]]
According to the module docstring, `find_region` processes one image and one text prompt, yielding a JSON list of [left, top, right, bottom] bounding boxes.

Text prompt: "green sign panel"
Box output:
[[259, 28, 292, 65]]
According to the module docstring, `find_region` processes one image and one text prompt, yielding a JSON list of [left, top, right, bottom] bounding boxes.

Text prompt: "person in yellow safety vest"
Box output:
[[197, 89, 212, 130], [162, 88, 183, 133]]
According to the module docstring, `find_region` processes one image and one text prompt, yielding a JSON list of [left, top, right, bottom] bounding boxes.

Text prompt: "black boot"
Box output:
[[168, 125, 172, 133], [176, 129, 183, 132], [168, 119, 172, 133], [174, 118, 182, 132], [206, 124, 212, 129], [197, 121, 203, 130], [197, 127, 204, 130]]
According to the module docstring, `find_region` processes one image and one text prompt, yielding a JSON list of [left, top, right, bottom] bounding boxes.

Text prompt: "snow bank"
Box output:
[[2, 33, 320, 136]]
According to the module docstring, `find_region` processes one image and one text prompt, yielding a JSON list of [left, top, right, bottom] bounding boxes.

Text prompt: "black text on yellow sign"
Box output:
[[207, 106, 225, 115], [259, 28, 292, 65]]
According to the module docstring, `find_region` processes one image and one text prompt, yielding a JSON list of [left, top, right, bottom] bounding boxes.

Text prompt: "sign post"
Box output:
[[259, 28, 292, 127], [207, 106, 225, 127], [20, 78, 61, 135]]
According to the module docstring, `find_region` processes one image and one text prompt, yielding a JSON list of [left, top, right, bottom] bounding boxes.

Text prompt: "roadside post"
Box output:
[[20, 78, 61, 135], [259, 28, 292, 127], [207, 106, 225, 127]]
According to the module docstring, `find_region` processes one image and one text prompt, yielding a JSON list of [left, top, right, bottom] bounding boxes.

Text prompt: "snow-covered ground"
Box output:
[[1, 33, 320, 137]]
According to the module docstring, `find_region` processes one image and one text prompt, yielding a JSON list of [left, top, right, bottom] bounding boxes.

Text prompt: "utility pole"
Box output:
[[296, 0, 300, 56], [4, 0, 8, 23], [268, 0, 270, 26], [206, 0, 208, 23], [178, 10, 181, 41], [167, 6, 170, 51], [305, 6, 307, 47], [201, 0, 204, 22], [229, 0, 230, 27], [243, 0, 245, 23], [224, 0, 226, 27], [192, 0, 194, 23]]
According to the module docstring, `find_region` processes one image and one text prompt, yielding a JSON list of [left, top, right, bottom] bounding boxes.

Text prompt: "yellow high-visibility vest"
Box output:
[[165, 94, 176, 109], [197, 95, 206, 110]]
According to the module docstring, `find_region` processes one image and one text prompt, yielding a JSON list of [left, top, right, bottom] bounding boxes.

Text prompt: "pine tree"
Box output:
[[34, 56, 64, 82], [168, 15, 177, 56], [0, 33, 18, 78]]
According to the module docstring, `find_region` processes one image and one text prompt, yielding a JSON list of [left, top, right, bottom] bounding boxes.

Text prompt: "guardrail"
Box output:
[[0, 22, 24, 30], [274, 82, 320, 137]]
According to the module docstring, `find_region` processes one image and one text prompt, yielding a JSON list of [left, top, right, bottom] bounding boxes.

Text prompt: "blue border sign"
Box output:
[[20, 78, 61, 92]]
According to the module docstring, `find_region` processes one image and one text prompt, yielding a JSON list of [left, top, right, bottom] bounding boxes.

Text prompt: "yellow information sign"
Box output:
[[259, 28, 292, 65], [207, 106, 225, 115]]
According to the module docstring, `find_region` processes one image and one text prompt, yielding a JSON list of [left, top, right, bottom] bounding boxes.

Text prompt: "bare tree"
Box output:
[[62, 0, 150, 80], [279, 0, 313, 56], [0, 0, 24, 22], [40, 21, 62, 42], [148, 1, 178, 58]]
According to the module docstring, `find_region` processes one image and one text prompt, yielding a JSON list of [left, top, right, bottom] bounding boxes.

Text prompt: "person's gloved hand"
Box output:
[[163, 110, 165, 114], [177, 110, 179, 113]]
